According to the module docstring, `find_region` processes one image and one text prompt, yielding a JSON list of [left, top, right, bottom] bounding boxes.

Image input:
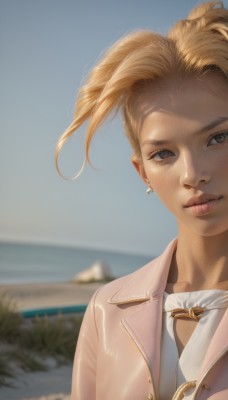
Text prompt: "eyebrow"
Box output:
[[141, 116, 228, 147], [199, 116, 228, 132]]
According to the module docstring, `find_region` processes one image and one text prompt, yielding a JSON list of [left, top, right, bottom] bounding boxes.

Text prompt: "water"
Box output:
[[0, 241, 153, 284]]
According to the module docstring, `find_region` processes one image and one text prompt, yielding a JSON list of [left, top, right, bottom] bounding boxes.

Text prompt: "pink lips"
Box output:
[[184, 195, 223, 216]]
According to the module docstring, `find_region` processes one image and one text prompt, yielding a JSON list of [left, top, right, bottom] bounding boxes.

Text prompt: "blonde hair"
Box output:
[[55, 0, 228, 176]]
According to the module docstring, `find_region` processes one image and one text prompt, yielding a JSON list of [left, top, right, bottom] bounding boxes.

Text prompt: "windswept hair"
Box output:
[[55, 0, 228, 176]]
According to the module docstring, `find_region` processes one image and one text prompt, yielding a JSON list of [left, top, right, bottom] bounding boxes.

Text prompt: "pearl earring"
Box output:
[[146, 187, 154, 194]]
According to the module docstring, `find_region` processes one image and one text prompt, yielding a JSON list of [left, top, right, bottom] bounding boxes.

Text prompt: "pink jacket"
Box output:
[[71, 240, 228, 400]]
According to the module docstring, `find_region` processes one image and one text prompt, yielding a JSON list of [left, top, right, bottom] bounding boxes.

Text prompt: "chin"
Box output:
[[189, 222, 228, 238], [178, 216, 228, 238]]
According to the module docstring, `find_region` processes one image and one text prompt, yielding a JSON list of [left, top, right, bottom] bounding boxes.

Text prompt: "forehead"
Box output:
[[133, 73, 228, 135]]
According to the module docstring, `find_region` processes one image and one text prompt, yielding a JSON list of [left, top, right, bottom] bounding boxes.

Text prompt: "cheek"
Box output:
[[210, 152, 228, 179], [219, 155, 228, 169], [147, 167, 177, 192], [149, 173, 177, 206]]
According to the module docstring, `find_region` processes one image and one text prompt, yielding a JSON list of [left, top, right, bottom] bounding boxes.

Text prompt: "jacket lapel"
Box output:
[[121, 297, 163, 396], [108, 238, 227, 398], [108, 239, 177, 396], [197, 307, 228, 380]]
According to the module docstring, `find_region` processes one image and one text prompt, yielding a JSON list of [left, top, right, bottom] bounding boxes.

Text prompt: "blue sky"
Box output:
[[1, 0, 227, 255]]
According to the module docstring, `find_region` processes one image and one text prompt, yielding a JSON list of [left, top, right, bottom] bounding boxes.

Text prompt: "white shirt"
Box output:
[[159, 290, 228, 400]]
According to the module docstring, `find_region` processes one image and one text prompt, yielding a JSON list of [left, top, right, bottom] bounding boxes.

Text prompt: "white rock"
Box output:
[[73, 261, 113, 283]]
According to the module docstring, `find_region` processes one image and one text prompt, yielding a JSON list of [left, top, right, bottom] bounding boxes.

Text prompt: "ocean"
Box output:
[[0, 242, 153, 284]]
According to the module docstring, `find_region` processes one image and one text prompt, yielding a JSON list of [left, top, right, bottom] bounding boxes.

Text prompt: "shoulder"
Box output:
[[94, 259, 154, 302], [93, 238, 177, 306]]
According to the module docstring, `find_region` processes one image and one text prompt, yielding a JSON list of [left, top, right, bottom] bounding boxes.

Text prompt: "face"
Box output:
[[133, 73, 228, 237]]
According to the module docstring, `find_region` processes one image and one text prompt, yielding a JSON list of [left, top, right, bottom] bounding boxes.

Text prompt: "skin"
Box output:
[[132, 73, 228, 354]]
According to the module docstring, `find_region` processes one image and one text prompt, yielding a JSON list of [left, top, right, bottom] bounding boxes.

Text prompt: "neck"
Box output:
[[167, 228, 228, 292]]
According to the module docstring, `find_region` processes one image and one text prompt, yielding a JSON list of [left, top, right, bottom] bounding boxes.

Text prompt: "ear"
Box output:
[[131, 157, 149, 186]]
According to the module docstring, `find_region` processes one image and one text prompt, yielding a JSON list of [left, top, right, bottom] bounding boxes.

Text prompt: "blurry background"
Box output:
[[1, 0, 226, 282]]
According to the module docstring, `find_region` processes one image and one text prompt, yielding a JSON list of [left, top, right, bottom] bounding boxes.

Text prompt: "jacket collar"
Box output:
[[192, 307, 228, 398], [108, 239, 177, 305], [107, 238, 177, 399], [107, 237, 228, 398], [198, 307, 228, 377]]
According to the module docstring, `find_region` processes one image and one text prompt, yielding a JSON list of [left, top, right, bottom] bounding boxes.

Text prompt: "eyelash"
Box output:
[[148, 130, 228, 162], [148, 149, 174, 162], [208, 130, 228, 145]]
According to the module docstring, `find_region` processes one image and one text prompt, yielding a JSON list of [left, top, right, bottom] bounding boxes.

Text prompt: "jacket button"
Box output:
[[147, 394, 154, 400]]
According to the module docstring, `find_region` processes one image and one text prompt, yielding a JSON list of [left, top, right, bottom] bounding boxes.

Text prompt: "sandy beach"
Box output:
[[0, 281, 102, 400], [0, 281, 102, 311]]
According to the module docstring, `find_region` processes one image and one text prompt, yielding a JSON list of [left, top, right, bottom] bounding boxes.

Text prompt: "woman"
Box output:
[[56, 1, 228, 399]]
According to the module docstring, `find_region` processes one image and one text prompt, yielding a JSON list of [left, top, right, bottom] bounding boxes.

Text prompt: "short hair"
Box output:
[[55, 1, 228, 175]]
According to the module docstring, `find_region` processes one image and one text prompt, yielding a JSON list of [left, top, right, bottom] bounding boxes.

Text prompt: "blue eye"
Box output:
[[209, 132, 228, 145], [150, 149, 174, 161]]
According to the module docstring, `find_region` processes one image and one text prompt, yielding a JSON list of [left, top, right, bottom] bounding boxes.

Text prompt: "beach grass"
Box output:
[[19, 314, 82, 362], [0, 294, 83, 386], [8, 347, 48, 372], [0, 354, 14, 387], [0, 293, 22, 342]]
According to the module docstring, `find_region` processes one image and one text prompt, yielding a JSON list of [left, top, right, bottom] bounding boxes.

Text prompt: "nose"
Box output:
[[180, 151, 210, 188]]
